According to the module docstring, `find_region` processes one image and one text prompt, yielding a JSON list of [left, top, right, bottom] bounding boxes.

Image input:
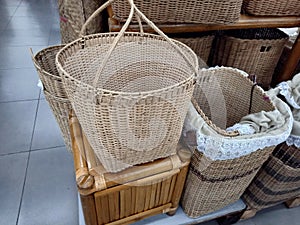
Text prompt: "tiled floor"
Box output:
[[0, 0, 299, 225]]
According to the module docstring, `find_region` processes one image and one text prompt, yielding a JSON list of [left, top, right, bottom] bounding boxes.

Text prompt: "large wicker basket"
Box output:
[[242, 0, 300, 16], [172, 32, 215, 64], [181, 67, 292, 218], [31, 45, 67, 98], [56, 0, 198, 172], [213, 28, 288, 89], [242, 143, 300, 210], [58, 0, 105, 43], [111, 0, 243, 24]]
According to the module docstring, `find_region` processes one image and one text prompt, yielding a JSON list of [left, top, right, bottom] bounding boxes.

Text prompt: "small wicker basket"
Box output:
[[111, 0, 243, 24], [172, 32, 215, 64], [44, 91, 72, 152], [31, 45, 67, 98], [213, 28, 288, 89], [242, 0, 300, 16]]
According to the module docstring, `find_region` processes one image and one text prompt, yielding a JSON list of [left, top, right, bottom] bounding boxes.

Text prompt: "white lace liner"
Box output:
[[277, 82, 300, 109], [286, 135, 300, 148], [187, 67, 294, 161]]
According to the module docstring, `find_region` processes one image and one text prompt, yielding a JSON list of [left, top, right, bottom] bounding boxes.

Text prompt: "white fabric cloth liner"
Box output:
[[183, 67, 293, 160], [270, 73, 300, 148]]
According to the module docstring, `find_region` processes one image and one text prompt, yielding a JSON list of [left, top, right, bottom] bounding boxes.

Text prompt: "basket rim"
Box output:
[[33, 44, 65, 80], [56, 32, 198, 96], [44, 90, 70, 102]]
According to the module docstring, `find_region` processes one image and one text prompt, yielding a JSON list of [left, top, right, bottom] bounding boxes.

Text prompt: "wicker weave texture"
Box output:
[[56, 32, 198, 172], [182, 148, 273, 217], [58, 0, 104, 44], [32, 45, 67, 98], [44, 91, 72, 152], [243, 143, 300, 210], [213, 28, 288, 89], [243, 0, 300, 16], [181, 68, 275, 217], [111, 0, 243, 24], [173, 33, 214, 64]]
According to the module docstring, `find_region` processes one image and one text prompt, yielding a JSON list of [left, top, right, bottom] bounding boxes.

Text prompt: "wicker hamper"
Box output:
[[243, 73, 300, 210], [172, 32, 215, 64], [110, 0, 243, 24], [69, 113, 191, 225], [31, 45, 72, 152], [56, 0, 198, 172], [213, 28, 288, 89], [242, 0, 300, 16], [180, 67, 293, 218], [57, 0, 105, 43]]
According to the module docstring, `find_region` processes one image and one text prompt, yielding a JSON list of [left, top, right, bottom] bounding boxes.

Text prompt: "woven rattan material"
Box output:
[[32, 45, 67, 98], [243, 143, 300, 210], [181, 147, 273, 217], [57, 30, 198, 172], [213, 28, 288, 89], [58, 0, 104, 44], [181, 67, 281, 217], [111, 0, 243, 24], [243, 0, 300, 16], [172, 32, 215, 64], [44, 91, 72, 152]]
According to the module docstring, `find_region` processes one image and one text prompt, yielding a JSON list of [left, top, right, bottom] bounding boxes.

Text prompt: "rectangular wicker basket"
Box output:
[[171, 32, 215, 64], [69, 112, 191, 225], [110, 0, 243, 24], [242, 0, 300, 16], [213, 28, 288, 89], [242, 143, 300, 210]]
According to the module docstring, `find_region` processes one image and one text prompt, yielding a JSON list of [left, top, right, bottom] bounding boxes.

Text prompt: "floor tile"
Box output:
[[6, 16, 55, 31], [48, 22, 61, 45], [14, 5, 58, 18], [17, 147, 78, 225], [251, 204, 300, 225], [0, 16, 11, 30], [0, 101, 37, 155], [0, 152, 28, 225], [0, 28, 50, 46], [0, 0, 22, 6], [31, 99, 65, 150], [198, 220, 219, 225], [0, 6, 18, 17], [235, 218, 256, 225], [0, 68, 40, 102], [0, 45, 46, 69]]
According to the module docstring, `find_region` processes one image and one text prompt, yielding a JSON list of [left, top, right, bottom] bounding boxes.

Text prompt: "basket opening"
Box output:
[[62, 34, 197, 93], [193, 69, 275, 131], [225, 28, 288, 40]]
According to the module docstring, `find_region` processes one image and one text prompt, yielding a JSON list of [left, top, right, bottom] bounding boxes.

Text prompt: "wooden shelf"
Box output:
[[108, 14, 300, 33]]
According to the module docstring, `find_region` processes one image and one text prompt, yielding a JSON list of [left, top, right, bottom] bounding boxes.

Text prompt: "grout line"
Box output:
[[0, 150, 29, 157], [30, 145, 66, 152], [15, 96, 40, 225], [0, 98, 40, 104]]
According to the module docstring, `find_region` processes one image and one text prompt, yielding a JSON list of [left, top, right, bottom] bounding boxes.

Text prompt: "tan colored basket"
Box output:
[[56, 0, 198, 172], [181, 67, 278, 218], [32, 45, 67, 98], [111, 0, 243, 24], [243, 143, 300, 210], [213, 28, 288, 89], [58, 0, 105, 44], [242, 0, 300, 16], [44, 91, 72, 152], [172, 32, 215, 64], [70, 114, 191, 224]]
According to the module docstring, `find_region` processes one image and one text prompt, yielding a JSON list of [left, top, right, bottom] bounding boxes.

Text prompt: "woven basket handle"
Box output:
[[80, 0, 197, 87]]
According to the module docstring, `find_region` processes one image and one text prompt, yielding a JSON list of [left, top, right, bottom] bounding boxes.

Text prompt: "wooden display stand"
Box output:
[[108, 6, 300, 84], [69, 112, 192, 225]]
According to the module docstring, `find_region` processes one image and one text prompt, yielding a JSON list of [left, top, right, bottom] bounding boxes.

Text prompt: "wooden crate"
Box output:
[[69, 112, 191, 225]]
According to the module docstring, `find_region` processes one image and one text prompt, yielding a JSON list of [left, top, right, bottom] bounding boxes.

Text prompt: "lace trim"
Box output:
[[195, 103, 293, 160], [286, 135, 300, 148], [226, 124, 256, 135], [278, 82, 300, 109]]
